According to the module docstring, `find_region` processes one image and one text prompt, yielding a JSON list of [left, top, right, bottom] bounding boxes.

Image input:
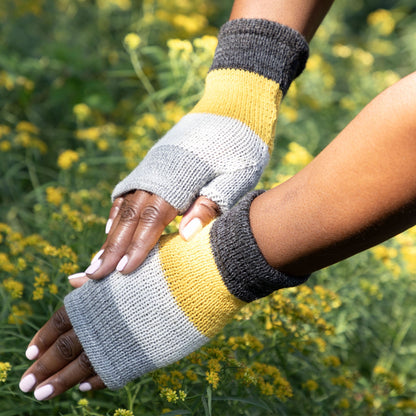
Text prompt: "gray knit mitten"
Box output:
[[64, 191, 309, 390], [112, 19, 308, 213]]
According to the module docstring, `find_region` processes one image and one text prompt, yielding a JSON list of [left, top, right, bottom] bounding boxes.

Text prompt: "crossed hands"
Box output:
[[19, 191, 219, 400]]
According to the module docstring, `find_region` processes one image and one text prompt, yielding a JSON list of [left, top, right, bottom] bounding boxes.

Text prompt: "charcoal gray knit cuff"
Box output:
[[211, 18, 309, 94], [210, 190, 310, 303]]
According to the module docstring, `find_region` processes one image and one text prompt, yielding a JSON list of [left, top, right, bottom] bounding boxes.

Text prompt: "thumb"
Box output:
[[179, 196, 221, 241]]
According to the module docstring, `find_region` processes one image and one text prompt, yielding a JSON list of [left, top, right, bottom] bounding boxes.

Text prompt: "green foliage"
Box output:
[[1, 0, 416, 415]]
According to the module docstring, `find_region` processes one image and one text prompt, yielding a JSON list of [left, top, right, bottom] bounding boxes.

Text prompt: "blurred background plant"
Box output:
[[1, 0, 416, 414]]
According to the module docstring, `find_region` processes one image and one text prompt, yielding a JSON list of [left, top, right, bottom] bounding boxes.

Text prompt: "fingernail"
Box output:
[[25, 345, 39, 360], [105, 218, 113, 234], [68, 272, 87, 280], [79, 382, 92, 392], [85, 259, 102, 275], [91, 249, 104, 264], [19, 374, 36, 393], [34, 384, 54, 401], [182, 218, 203, 241], [116, 255, 128, 272]]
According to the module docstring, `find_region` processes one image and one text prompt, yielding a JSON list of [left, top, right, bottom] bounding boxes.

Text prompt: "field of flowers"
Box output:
[[1, 0, 416, 415]]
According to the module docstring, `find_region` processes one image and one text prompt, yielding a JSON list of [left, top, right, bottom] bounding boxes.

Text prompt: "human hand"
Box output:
[[69, 192, 220, 287], [19, 306, 105, 400]]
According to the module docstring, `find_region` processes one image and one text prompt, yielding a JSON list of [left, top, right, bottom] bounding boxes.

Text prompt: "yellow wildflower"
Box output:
[[367, 9, 395, 36], [59, 262, 79, 275], [0, 362, 12, 383], [77, 398, 89, 407], [160, 388, 179, 403], [323, 355, 341, 367], [193, 35, 218, 55], [8, 302, 32, 325], [283, 142, 313, 167], [33, 286, 45, 301], [171, 13, 207, 35], [396, 400, 416, 409], [113, 409, 134, 416], [332, 44, 352, 58], [338, 398, 350, 409], [353, 48, 374, 68], [280, 105, 298, 122], [48, 284, 58, 295], [185, 370, 198, 381], [57, 150, 79, 170], [16, 121, 39, 134], [46, 186, 64, 206], [0, 124, 11, 138], [2, 278, 24, 298], [73, 103, 92, 122], [205, 370, 220, 390], [0, 140, 11, 151], [76, 127, 101, 141], [303, 379, 319, 391], [124, 33, 141, 50]]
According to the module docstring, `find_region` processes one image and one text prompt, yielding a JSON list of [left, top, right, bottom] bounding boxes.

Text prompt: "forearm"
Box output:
[[230, 0, 334, 41], [251, 72, 416, 275]]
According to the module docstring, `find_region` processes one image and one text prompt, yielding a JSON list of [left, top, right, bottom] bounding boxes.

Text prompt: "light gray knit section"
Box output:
[[112, 113, 269, 213], [64, 244, 209, 390]]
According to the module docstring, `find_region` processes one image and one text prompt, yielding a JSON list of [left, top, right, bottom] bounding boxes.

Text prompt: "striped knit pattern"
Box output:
[[112, 19, 309, 213], [64, 191, 309, 390]]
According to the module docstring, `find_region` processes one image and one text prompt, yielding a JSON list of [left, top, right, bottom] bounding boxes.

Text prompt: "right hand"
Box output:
[[69, 192, 220, 287]]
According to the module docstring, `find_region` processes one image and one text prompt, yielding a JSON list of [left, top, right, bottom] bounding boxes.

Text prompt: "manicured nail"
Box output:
[[34, 384, 54, 401], [105, 218, 113, 234], [19, 374, 36, 393], [116, 255, 128, 272], [85, 259, 102, 275], [68, 272, 87, 280], [25, 345, 39, 360], [91, 249, 104, 264], [182, 218, 203, 241], [79, 382, 92, 392]]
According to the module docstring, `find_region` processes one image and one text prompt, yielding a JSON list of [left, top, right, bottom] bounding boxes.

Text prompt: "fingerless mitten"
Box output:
[[112, 19, 309, 213], [64, 191, 309, 390]]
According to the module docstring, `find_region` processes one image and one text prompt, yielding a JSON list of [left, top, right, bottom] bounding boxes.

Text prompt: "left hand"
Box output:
[[19, 306, 105, 400]]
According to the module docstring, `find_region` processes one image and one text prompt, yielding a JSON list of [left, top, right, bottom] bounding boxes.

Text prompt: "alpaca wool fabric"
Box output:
[[111, 19, 309, 213], [64, 191, 309, 390]]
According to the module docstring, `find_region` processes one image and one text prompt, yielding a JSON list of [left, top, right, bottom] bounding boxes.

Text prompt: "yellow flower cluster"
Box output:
[[2, 278, 24, 299], [367, 9, 396, 36], [0, 362, 12, 383], [283, 142, 313, 168], [113, 409, 134, 416], [159, 387, 187, 403], [57, 149, 79, 170]]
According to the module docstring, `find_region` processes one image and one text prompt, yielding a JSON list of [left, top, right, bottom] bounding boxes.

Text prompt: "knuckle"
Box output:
[[129, 237, 146, 252], [199, 198, 222, 218], [139, 205, 161, 225], [55, 334, 77, 361], [34, 360, 50, 378], [120, 201, 139, 222], [78, 352, 94, 373], [51, 308, 71, 333]]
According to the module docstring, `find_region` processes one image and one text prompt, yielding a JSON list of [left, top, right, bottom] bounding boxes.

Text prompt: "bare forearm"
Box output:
[[230, 0, 334, 41], [251, 72, 416, 275]]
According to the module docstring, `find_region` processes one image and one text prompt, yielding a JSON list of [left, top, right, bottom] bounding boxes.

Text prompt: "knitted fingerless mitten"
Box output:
[[112, 19, 309, 213], [64, 191, 309, 390]]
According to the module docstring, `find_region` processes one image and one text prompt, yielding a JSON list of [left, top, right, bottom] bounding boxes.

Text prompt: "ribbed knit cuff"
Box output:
[[210, 191, 309, 303], [210, 19, 309, 95]]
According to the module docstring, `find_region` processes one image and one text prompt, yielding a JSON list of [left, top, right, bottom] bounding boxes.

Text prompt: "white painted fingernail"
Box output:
[[25, 345, 39, 360], [19, 374, 36, 392], [68, 272, 87, 280], [79, 382, 92, 392], [105, 218, 113, 234], [91, 249, 104, 264], [182, 218, 203, 241], [116, 255, 129, 272], [34, 384, 54, 401], [85, 259, 102, 275]]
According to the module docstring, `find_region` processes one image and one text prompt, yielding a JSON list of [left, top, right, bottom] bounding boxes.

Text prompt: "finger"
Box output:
[[32, 352, 95, 400], [105, 197, 124, 234], [24, 306, 72, 361], [79, 375, 106, 392], [86, 190, 151, 279], [67, 272, 89, 288], [179, 196, 221, 241], [118, 194, 177, 274], [20, 328, 83, 393]]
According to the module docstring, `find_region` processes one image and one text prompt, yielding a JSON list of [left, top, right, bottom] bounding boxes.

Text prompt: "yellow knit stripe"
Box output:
[[158, 224, 246, 338], [190, 68, 283, 150]]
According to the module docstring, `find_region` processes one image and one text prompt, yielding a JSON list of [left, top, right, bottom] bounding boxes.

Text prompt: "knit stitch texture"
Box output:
[[65, 191, 309, 390], [111, 19, 309, 213]]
